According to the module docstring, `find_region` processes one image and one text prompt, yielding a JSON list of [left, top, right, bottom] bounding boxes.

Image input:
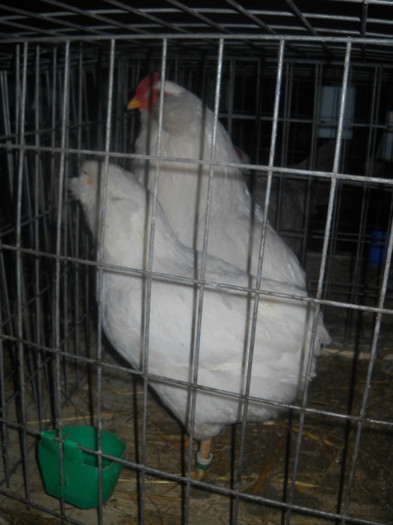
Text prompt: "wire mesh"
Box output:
[[0, 3, 393, 524]]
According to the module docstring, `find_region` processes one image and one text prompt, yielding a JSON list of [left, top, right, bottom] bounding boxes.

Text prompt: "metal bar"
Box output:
[[225, 0, 278, 35], [343, 67, 381, 342], [0, 251, 11, 488], [71, 43, 84, 388], [285, 0, 335, 57], [1, 31, 393, 47], [104, 0, 188, 34], [0, 71, 15, 200], [40, 0, 151, 35], [88, 38, 117, 523], [15, 40, 31, 508], [33, 45, 44, 428], [341, 182, 393, 521], [342, 233, 393, 523], [0, 64, 18, 497], [300, 62, 322, 266], [53, 39, 71, 517], [166, 0, 230, 34], [233, 38, 286, 524], [0, 3, 108, 38], [138, 38, 170, 522], [182, 37, 227, 523], [286, 40, 353, 524]]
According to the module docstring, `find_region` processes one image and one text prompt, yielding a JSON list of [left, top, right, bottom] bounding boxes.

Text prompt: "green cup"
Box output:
[[38, 426, 126, 509]]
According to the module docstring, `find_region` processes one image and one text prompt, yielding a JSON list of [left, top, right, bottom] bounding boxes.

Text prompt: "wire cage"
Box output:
[[0, 2, 392, 524]]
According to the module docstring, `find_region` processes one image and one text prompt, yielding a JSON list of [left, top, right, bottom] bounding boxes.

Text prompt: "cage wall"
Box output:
[[0, 27, 393, 525]]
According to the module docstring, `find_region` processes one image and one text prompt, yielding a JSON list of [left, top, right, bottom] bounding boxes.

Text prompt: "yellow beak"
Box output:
[[127, 96, 140, 110]]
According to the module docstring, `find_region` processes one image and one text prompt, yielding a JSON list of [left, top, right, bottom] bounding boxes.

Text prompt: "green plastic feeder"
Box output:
[[38, 426, 126, 509]]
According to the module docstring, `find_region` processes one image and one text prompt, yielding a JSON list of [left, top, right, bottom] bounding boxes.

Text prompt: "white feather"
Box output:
[[69, 161, 330, 441], [131, 76, 306, 287]]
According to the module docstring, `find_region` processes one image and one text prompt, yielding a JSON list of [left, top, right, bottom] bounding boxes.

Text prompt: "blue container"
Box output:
[[368, 231, 387, 267]]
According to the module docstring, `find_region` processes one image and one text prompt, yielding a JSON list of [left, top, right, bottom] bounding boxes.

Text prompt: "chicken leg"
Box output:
[[192, 438, 213, 480]]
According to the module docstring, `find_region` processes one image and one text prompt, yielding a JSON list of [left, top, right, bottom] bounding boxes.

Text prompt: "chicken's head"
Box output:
[[127, 72, 161, 112], [127, 73, 185, 113]]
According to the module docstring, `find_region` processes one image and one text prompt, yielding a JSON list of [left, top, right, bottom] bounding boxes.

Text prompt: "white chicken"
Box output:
[[249, 141, 336, 257], [69, 160, 330, 479], [128, 73, 305, 288]]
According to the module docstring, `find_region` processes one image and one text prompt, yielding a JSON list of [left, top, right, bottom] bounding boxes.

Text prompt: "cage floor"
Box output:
[[0, 343, 392, 525]]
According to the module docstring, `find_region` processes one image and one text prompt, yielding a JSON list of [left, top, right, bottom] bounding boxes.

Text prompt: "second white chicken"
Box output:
[[128, 74, 306, 288], [69, 160, 330, 443]]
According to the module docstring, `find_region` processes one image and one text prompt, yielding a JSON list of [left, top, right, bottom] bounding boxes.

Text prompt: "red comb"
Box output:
[[135, 72, 160, 98]]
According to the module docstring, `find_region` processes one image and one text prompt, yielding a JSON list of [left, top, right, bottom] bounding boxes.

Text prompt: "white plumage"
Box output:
[[69, 161, 330, 446], [128, 73, 305, 287], [249, 141, 336, 256]]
